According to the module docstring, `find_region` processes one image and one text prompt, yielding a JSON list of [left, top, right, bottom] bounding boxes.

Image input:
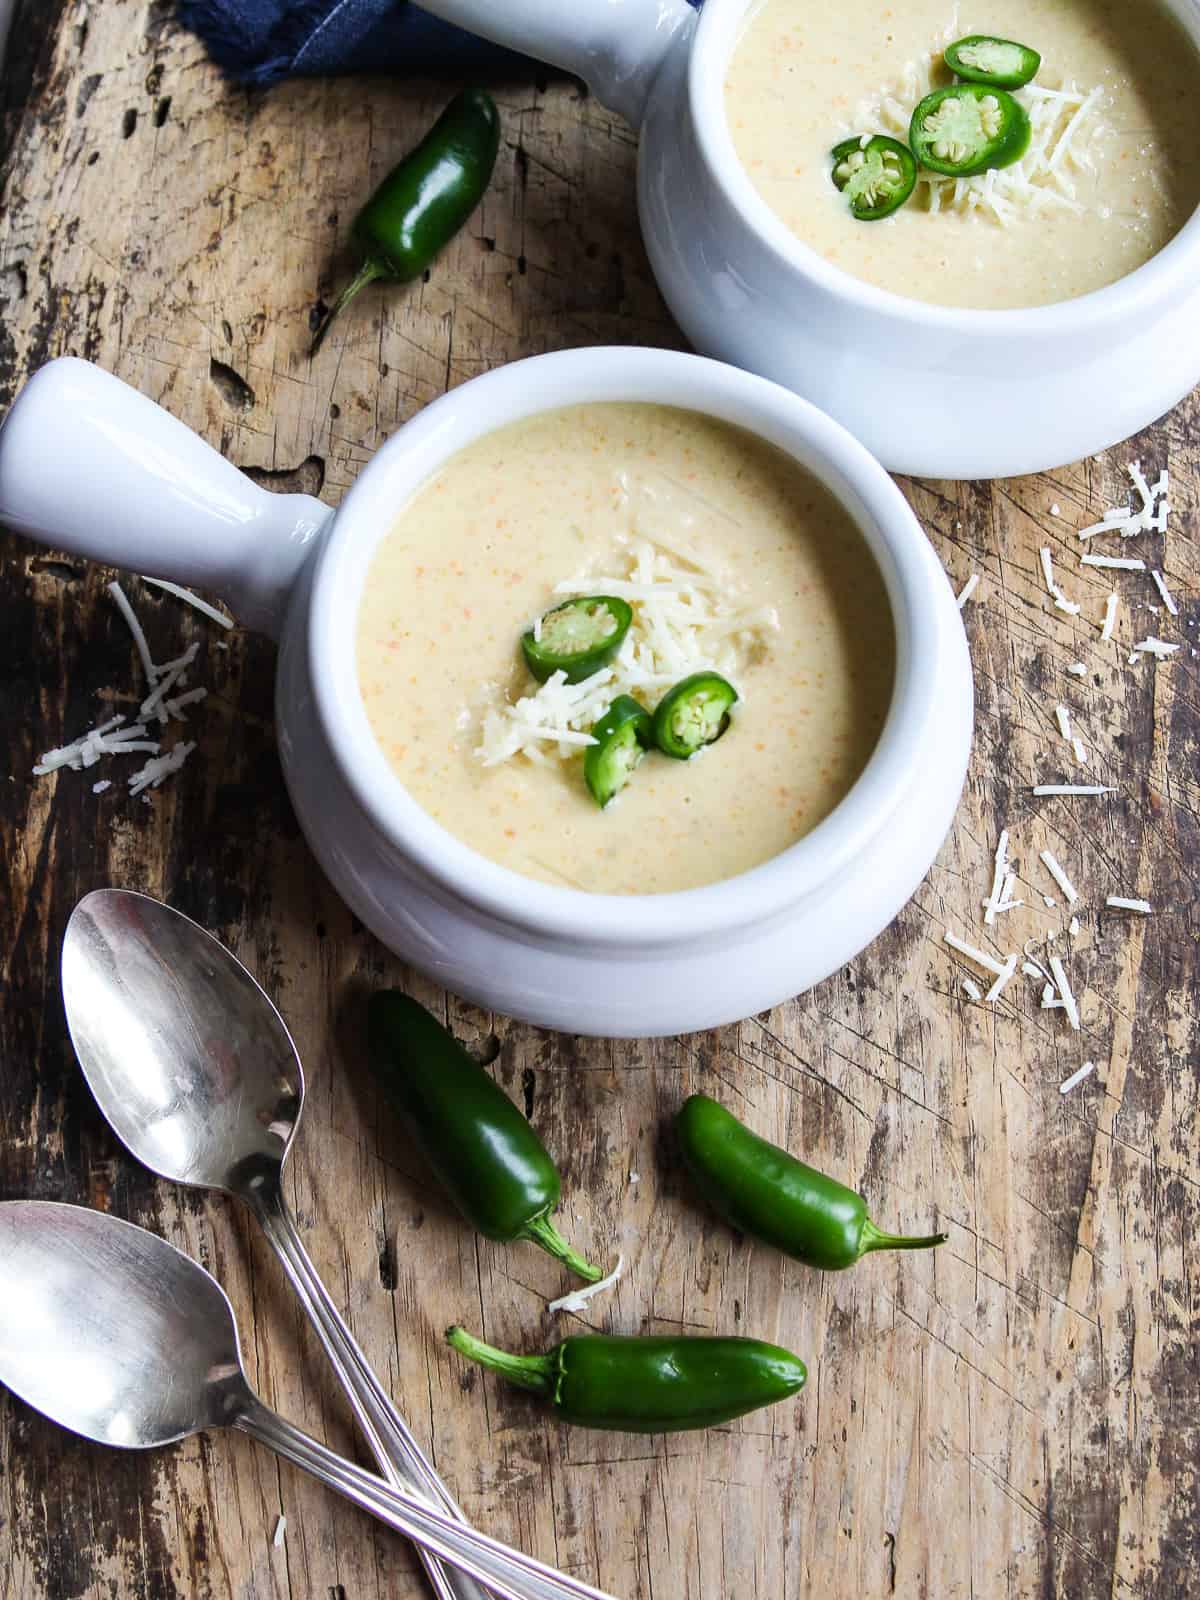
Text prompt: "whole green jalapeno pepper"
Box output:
[[368, 992, 601, 1281], [445, 1326, 807, 1433], [676, 1094, 948, 1271], [311, 88, 500, 353]]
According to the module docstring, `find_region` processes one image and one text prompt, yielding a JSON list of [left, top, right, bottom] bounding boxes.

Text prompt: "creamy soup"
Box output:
[[725, 0, 1200, 309], [357, 404, 895, 894]]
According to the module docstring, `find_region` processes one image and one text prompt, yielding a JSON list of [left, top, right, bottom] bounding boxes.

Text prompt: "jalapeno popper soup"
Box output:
[[725, 0, 1200, 310], [356, 404, 895, 895]]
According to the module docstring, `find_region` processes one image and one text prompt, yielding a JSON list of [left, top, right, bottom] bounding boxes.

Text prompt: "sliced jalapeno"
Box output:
[[909, 84, 1031, 177], [653, 672, 738, 760], [831, 135, 917, 221], [944, 35, 1041, 90], [522, 596, 633, 685], [584, 695, 653, 808]]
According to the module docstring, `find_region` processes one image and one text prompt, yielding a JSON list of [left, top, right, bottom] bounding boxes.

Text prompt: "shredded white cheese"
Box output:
[[1100, 592, 1119, 641], [1039, 849, 1078, 905], [1054, 705, 1072, 742], [1066, 661, 1087, 676], [1069, 917, 1081, 937], [128, 741, 197, 797], [108, 580, 157, 687], [548, 1253, 625, 1316], [1047, 955, 1080, 1030], [477, 493, 779, 768], [1039, 547, 1080, 615], [982, 829, 1010, 925], [944, 930, 1011, 980], [91, 779, 111, 795], [142, 577, 235, 630], [1078, 460, 1169, 540], [1059, 1061, 1096, 1095], [866, 61, 1107, 227], [1150, 571, 1179, 617], [1133, 637, 1180, 659], [1032, 785, 1116, 796], [1071, 737, 1088, 765], [272, 1516, 287, 1549], [961, 977, 983, 1002], [956, 573, 980, 609], [1105, 896, 1152, 913], [1081, 554, 1146, 571], [983, 953, 1019, 1005]]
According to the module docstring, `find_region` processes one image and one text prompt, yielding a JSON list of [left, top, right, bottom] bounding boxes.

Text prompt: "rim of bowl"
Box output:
[[308, 347, 953, 948], [688, 0, 1200, 335]]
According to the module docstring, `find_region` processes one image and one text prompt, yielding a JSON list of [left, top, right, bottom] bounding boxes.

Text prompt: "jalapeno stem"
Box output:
[[859, 1221, 950, 1255], [445, 1325, 556, 1396], [310, 260, 384, 356], [523, 1212, 604, 1281]]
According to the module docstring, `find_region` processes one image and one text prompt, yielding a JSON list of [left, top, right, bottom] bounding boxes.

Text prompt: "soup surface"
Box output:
[[725, 0, 1200, 309], [357, 404, 895, 894]]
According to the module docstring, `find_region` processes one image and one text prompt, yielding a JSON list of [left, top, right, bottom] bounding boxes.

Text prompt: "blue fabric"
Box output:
[[177, 0, 533, 86]]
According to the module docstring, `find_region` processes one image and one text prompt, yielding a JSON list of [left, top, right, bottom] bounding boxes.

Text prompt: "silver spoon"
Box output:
[[0, 1201, 612, 1600], [61, 887, 487, 1600]]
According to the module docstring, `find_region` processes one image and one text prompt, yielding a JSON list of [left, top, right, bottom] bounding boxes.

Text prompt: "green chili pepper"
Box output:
[[311, 89, 500, 354], [521, 596, 634, 684], [944, 34, 1041, 90], [652, 672, 738, 759], [676, 1094, 948, 1271], [368, 992, 601, 1281], [909, 84, 1030, 177], [831, 135, 917, 220], [445, 1326, 806, 1433], [584, 694, 652, 808]]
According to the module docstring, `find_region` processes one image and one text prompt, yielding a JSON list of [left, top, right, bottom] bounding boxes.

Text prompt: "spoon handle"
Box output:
[[249, 1185, 490, 1600], [236, 1397, 617, 1600]]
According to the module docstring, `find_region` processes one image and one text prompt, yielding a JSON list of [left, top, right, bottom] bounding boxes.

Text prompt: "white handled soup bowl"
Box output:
[[0, 351, 971, 1035], [414, 0, 1200, 478]]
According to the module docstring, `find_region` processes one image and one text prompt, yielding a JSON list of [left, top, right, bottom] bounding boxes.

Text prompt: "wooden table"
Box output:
[[2, 4, 1197, 1597]]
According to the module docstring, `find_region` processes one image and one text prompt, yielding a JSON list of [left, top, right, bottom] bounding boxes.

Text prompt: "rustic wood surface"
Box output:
[[1, 3, 1198, 1597]]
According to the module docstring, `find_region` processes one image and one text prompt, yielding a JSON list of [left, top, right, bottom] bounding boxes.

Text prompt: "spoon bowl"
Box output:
[[0, 1201, 613, 1600], [0, 1200, 245, 1449], [62, 889, 302, 1195]]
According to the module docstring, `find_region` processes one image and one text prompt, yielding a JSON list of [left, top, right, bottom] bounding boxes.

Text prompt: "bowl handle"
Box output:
[[0, 358, 332, 639], [414, 0, 695, 125]]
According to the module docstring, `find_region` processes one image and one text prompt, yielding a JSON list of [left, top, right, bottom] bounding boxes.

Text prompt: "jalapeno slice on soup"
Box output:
[[909, 84, 1030, 177], [521, 596, 633, 684], [584, 695, 653, 807], [830, 136, 917, 220], [944, 34, 1041, 89], [653, 673, 739, 760]]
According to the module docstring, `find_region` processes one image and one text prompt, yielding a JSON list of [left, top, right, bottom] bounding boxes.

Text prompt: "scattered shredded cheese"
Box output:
[[548, 1254, 625, 1316], [128, 741, 197, 797], [1100, 592, 1119, 641], [1054, 705, 1072, 742], [1077, 460, 1169, 540], [1066, 661, 1087, 677], [91, 779, 111, 794], [956, 573, 980, 608], [1150, 571, 1179, 617], [1047, 955, 1080, 1030], [142, 576, 235, 630], [944, 930, 1010, 980], [1032, 785, 1116, 796], [1105, 896, 1152, 913], [983, 953, 1019, 1005], [1069, 917, 1080, 937], [1059, 1061, 1096, 1095], [1071, 737, 1088, 765], [108, 580, 158, 687], [1039, 547, 1080, 614], [1036, 844, 1088, 908], [961, 978, 983, 1002], [272, 1516, 287, 1549], [982, 829, 1010, 925], [1133, 637, 1180, 659], [1081, 554, 1146, 571]]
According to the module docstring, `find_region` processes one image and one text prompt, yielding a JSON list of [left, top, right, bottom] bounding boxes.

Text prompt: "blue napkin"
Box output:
[[178, 0, 532, 86]]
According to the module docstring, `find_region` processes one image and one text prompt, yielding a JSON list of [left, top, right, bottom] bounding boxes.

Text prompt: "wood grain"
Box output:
[[1, 3, 1197, 1597]]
